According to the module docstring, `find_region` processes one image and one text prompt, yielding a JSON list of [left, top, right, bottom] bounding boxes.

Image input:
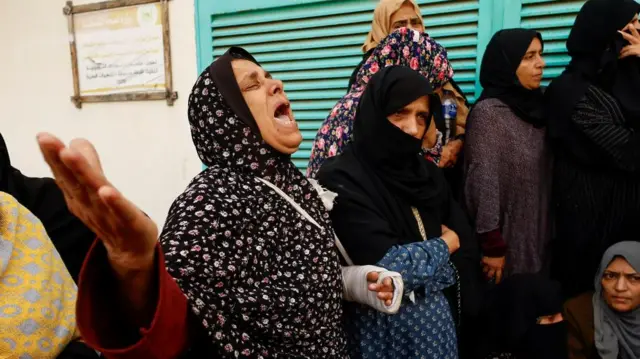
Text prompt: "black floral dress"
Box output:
[[160, 61, 349, 358]]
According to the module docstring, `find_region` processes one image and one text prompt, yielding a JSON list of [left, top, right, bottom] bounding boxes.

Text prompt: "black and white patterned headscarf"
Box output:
[[160, 47, 348, 358]]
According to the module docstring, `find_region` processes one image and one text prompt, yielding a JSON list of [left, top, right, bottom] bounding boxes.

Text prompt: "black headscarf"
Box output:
[[477, 29, 546, 128], [0, 133, 94, 282], [318, 65, 446, 258], [479, 274, 567, 359], [351, 65, 442, 207], [318, 66, 482, 326], [546, 0, 640, 141]]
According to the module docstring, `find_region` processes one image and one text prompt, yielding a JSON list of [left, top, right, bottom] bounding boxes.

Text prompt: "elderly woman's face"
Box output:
[[390, 2, 424, 33], [387, 95, 430, 140], [231, 60, 302, 154], [601, 256, 640, 313]]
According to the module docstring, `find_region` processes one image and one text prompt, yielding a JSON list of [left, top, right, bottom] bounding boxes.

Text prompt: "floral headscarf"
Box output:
[[306, 28, 453, 178]]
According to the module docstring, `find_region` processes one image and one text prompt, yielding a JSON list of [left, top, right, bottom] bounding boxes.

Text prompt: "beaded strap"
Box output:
[[410, 207, 462, 329]]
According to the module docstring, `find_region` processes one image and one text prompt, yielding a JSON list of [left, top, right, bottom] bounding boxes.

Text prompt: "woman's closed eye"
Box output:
[[243, 82, 261, 92], [240, 70, 270, 92]]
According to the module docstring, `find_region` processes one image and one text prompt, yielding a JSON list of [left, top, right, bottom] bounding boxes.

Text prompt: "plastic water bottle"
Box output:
[[442, 91, 457, 142]]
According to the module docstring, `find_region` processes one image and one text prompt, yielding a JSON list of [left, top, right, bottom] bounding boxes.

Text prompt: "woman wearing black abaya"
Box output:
[[545, 0, 640, 299], [318, 66, 481, 359], [319, 66, 568, 359], [476, 274, 567, 359]]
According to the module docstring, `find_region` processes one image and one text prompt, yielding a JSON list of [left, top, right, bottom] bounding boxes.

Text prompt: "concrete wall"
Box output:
[[0, 0, 202, 227]]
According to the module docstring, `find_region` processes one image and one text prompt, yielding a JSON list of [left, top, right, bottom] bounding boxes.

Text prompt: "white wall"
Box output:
[[0, 0, 202, 227]]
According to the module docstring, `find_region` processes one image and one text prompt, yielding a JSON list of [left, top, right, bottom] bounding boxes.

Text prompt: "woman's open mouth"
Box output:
[[274, 102, 296, 127]]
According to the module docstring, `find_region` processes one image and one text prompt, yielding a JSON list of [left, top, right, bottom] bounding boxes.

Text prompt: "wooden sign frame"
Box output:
[[63, 0, 178, 108]]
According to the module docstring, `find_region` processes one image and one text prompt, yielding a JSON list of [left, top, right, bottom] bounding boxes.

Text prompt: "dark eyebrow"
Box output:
[[241, 70, 272, 84], [241, 71, 259, 83]]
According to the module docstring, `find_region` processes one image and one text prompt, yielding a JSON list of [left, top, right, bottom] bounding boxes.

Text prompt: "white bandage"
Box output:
[[342, 265, 403, 314]]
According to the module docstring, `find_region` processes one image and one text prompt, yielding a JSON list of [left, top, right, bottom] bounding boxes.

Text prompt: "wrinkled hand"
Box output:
[[441, 225, 460, 254], [367, 272, 394, 306], [619, 24, 640, 59], [37, 133, 158, 277], [438, 139, 462, 168], [481, 256, 506, 284]]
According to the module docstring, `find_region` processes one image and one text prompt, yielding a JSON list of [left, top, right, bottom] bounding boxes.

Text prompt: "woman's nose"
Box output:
[[403, 118, 419, 137], [615, 277, 628, 291], [538, 56, 546, 69], [269, 79, 284, 95]]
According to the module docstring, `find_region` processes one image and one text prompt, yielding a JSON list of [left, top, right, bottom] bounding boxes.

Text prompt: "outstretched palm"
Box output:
[[37, 133, 158, 277]]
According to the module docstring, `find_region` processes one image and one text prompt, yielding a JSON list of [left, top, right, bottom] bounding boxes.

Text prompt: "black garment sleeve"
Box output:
[[572, 86, 640, 173], [444, 190, 483, 318], [328, 181, 403, 265]]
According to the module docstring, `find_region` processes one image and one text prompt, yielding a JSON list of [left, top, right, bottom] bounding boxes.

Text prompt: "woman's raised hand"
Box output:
[[37, 133, 158, 278], [619, 24, 640, 59]]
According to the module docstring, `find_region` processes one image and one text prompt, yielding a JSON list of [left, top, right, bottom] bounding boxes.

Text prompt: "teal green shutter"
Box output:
[[517, 0, 586, 84], [209, 0, 487, 171]]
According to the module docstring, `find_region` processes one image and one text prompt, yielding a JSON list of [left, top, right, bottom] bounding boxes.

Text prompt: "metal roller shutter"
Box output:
[[519, 0, 586, 85], [209, 0, 482, 170]]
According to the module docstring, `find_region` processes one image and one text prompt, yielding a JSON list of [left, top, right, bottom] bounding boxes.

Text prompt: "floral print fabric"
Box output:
[[345, 238, 458, 359], [306, 28, 454, 178], [160, 67, 348, 358]]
